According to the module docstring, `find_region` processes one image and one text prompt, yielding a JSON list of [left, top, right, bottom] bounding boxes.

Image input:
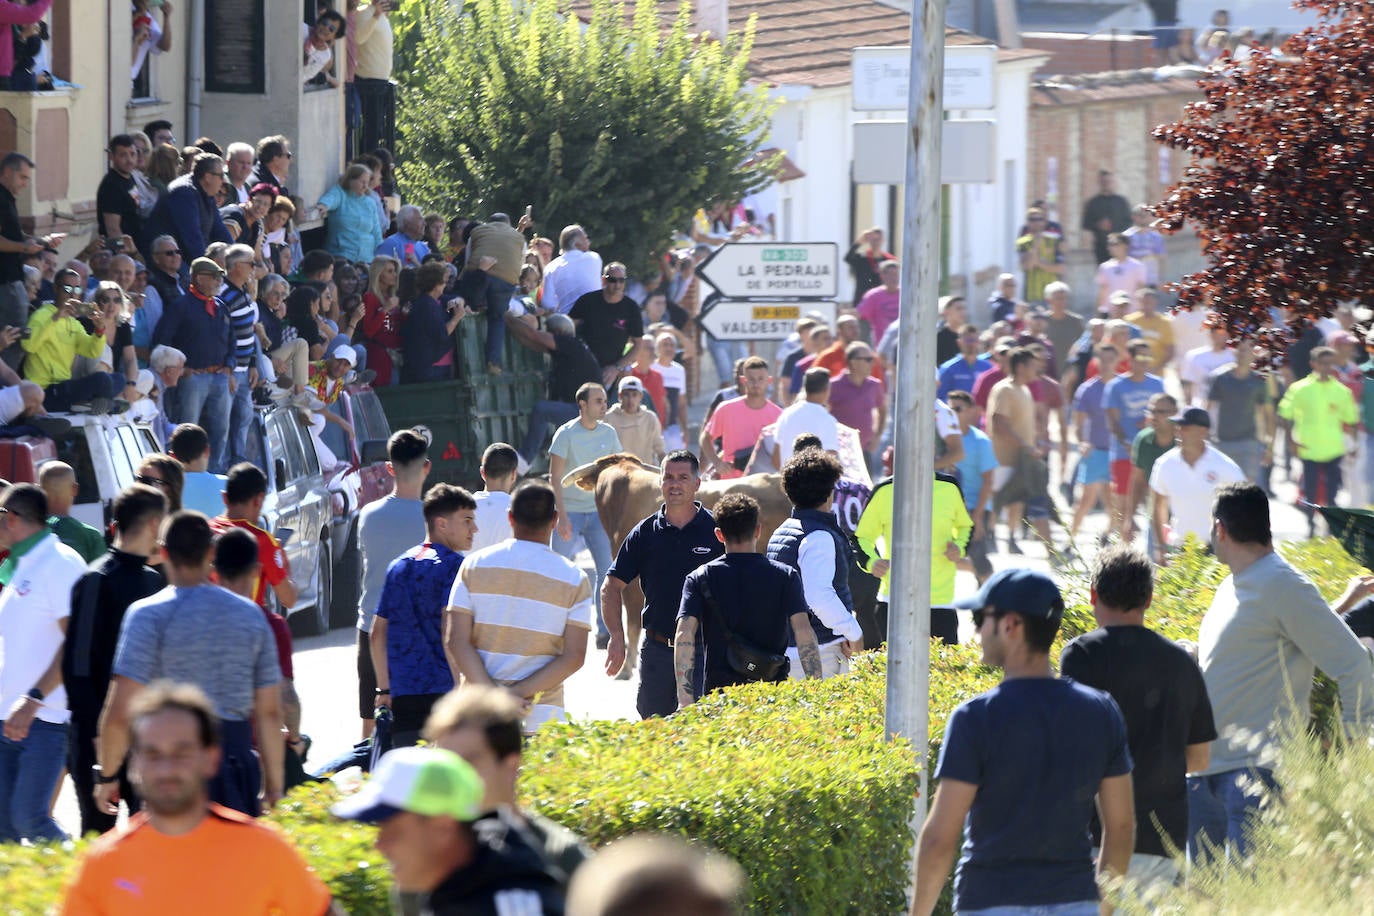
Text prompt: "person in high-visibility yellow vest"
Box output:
[[855, 471, 973, 643]]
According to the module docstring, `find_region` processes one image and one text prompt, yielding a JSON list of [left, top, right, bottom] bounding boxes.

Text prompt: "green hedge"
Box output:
[[3, 539, 1367, 914], [521, 652, 920, 914]]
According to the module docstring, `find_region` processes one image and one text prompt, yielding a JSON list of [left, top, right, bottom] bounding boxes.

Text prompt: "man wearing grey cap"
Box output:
[[1148, 405, 1243, 563], [910, 568, 1135, 916]]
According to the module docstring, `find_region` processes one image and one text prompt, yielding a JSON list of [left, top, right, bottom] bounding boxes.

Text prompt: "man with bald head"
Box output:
[[39, 461, 106, 563]]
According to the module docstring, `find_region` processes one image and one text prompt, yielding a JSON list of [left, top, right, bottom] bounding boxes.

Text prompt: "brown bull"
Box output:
[[569, 453, 791, 675]]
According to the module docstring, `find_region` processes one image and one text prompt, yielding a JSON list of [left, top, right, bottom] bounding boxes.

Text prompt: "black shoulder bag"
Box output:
[[698, 569, 790, 682]]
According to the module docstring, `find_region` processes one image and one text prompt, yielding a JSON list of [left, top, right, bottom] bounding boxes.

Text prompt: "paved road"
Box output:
[[49, 372, 1331, 837]]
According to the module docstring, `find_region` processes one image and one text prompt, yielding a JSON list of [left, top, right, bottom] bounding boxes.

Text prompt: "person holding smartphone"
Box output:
[[22, 268, 126, 414]]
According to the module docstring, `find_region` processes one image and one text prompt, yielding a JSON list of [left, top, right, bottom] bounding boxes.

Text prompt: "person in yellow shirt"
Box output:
[[855, 471, 972, 645], [23, 267, 125, 413], [1278, 345, 1359, 536], [1124, 287, 1175, 373]]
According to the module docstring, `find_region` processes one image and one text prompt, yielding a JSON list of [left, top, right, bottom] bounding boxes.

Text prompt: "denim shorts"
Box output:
[[1076, 448, 1110, 485]]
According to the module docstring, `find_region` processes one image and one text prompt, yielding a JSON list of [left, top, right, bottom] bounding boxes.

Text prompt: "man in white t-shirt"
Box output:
[[774, 367, 840, 466], [1180, 327, 1235, 406], [445, 480, 593, 732], [471, 442, 518, 553], [0, 484, 86, 843], [1095, 234, 1148, 309], [1149, 407, 1244, 563]]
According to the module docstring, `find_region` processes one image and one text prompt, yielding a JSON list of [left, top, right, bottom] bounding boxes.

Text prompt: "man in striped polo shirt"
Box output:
[[221, 244, 261, 467], [444, 479, 593, 732]]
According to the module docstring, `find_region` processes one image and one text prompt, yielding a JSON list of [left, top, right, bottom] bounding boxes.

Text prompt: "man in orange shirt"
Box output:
[[811, 313, 887, 385], [61, 681, 334, 915]]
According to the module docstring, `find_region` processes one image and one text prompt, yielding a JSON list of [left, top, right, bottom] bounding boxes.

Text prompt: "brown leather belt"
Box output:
[[646, 629, 674, 648]]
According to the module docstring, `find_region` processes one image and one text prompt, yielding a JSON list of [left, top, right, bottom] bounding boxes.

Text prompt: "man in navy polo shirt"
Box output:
[[911, 568, 1136, 916], [602, 449, 723, 718]]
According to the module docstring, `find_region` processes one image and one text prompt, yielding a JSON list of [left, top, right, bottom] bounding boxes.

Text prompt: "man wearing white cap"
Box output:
[[603, 376, 664, 465], [333, 746, 564, 914], [304, 345, 357, 473]]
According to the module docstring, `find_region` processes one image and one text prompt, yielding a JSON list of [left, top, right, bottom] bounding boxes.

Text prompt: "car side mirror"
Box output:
[[359, 438, 389, 465], [274, 457, 288, 491]]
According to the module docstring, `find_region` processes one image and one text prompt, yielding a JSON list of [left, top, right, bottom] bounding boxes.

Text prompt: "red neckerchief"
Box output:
[[189, 285, 217, 318]]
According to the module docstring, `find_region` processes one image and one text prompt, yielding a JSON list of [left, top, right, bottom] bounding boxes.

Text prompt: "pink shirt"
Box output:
[[856, 286, 900, 341], [0, 0, 51, 77], [828, 371, 885, 448], [704, 397, 781, 478]]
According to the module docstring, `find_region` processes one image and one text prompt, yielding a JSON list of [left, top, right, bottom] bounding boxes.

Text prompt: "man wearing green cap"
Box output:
[[910, 568, 1136, 916], [333, 746, 565, 914]]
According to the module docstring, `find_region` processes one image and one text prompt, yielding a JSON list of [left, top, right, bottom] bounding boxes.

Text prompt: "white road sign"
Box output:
[[697, 242, 838, 300], [698, 301, 836, 341], [852, 45, 998, 111]]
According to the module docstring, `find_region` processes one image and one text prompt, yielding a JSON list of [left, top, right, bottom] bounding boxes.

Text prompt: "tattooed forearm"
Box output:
[[797, 633, 823, 679], [674, 637, 696, 708]]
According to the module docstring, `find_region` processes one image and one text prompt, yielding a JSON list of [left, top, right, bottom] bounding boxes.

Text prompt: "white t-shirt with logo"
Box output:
[[1149, 444, 1244, 544]]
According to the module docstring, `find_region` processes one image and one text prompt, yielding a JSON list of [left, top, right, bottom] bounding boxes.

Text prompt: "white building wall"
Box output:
[[765, 55, 1042, 312]]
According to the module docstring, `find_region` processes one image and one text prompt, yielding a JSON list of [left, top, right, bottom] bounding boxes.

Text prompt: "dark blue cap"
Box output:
[[953, 567, 1064, 621]]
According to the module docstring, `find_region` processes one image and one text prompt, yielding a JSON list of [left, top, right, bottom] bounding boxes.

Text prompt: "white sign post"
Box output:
[[696, 242, 839, 300], [852, 44, 996, 111]]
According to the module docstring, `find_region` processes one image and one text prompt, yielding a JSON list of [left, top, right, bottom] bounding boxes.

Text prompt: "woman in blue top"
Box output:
[[318, 164, 382, 264]]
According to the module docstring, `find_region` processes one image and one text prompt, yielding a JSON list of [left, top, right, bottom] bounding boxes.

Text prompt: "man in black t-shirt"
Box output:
[[569, 261, 643, 385], [674, 493, 822, 707], [507, 312, 601, 462], [0, 153, 45, 369], [1059, 545, 1216, 888], [97, 134, 145, 241]]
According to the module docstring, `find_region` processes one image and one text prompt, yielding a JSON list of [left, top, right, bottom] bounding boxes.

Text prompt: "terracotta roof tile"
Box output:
[[1030, 71, 1204, 105], [562, 0, 1040, 87]]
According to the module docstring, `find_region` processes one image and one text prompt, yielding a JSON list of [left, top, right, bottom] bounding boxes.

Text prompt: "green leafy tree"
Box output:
[[391, 0, 776, 274]]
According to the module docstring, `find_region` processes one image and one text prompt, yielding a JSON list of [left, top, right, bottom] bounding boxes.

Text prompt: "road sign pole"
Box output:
[[888, 0, 943, 881]]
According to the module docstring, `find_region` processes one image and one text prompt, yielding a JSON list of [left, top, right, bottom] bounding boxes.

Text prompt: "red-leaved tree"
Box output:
[[1152, 0, 1374, 359]]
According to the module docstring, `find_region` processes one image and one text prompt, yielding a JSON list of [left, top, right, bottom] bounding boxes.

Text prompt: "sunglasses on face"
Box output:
[[158, 249, 183, 257], [603, 276, 626, 284], [136, 474, 167, 488], [971, 608, 1001, 629], [61, 284, 81, 296]]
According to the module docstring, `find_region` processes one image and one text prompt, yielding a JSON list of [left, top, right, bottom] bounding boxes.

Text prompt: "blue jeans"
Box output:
[[229, 368, 254, 467], [520, 400, 579, 461], [1187, 766, 1279, 864], [174, 371, 232, 473], [552, 509, 613, 637], [962, 902, 1099, 916], [43, 371, 122, 412], [704, 334, 747, 387], [483, 278, 515, 368], [0, 718, 70, 842]]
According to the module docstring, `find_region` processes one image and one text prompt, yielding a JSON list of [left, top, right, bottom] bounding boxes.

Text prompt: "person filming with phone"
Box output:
[[22, 267, 128, 414]]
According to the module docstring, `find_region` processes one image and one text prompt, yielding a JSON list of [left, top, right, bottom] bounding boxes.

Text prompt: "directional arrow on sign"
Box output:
[[697, 242, 838, 300]]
